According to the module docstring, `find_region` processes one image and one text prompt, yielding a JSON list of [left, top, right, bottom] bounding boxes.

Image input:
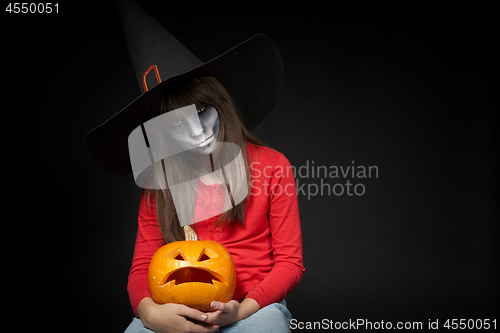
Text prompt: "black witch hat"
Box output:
[[86, 0, 284, 175]]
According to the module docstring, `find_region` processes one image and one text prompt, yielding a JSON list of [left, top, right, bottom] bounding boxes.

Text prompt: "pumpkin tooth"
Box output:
[[163, 279, 176, 290], [212, 279, 226, 290], [160, 272, 173, 285]]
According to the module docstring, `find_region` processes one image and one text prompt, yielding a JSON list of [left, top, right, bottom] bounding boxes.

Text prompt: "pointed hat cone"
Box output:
[[116, 0, 203, 93], [86, 0, 283, 175]]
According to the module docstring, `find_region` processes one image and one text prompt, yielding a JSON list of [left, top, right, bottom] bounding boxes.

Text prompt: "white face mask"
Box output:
[[128, 104, 218, 179], [128, 104, 247, 227], [166, 105, 220, 154]]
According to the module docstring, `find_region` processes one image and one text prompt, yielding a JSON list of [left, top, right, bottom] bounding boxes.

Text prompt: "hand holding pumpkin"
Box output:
[[137, 297, 220, 333], [146, 226, 257, 329], [204, 298, 260, 327]]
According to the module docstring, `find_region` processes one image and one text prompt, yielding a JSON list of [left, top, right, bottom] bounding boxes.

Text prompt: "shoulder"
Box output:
[[246, 142, 293, 172], [139, 189, 157, 217]]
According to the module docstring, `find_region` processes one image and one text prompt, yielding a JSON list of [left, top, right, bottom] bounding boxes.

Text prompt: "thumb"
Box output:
[[210, 300, 238, 314], [176, 304, 209, 321]]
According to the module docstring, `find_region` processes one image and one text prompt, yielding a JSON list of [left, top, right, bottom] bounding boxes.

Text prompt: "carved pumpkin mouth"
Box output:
[[162, 267, 227, 287]]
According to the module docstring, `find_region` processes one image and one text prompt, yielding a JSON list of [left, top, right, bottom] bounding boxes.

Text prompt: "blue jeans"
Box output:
[[124, 300, 292, 333]]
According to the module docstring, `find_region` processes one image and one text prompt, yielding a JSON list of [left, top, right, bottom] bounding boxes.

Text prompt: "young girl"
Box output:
[[124, 76, 304, 333]]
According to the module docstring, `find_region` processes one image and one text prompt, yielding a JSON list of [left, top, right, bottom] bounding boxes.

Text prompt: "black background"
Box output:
[[3, 1, 497, 332]]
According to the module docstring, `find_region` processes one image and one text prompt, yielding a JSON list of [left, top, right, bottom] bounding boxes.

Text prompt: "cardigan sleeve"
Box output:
[[245, 153, 305, 308], [127, 191, 164, 318]]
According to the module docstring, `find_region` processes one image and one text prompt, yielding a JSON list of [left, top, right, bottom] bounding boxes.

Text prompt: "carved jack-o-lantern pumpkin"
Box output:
[[148, 226, 236, 312]]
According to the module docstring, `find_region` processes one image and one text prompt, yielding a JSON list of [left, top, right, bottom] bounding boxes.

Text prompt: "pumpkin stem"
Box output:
[[183, 225, 199, 241]]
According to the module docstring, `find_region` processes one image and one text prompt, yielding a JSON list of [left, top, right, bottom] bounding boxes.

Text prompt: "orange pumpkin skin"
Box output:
[[148, 240, 236, 312]]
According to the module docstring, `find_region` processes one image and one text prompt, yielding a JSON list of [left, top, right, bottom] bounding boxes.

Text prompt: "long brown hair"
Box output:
[[145, 76, 266, 243]]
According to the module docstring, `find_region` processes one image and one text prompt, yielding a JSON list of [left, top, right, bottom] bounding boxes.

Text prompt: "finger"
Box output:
[[210, 300, 236, 313], [204, 310, 223, 325], [176, 304, 210, 322], [182, 320, 219, 333]]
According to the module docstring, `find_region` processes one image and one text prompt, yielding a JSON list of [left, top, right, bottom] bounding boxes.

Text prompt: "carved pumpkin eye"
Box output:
[[164, 247, 187, 261], [198, 253, 210, 261], [197, 247, 218, 262]]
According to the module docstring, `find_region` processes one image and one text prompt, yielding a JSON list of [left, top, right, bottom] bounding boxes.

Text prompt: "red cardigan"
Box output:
[[127, 142, 305, 317]]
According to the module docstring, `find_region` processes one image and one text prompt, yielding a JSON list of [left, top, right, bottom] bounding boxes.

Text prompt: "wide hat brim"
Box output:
[[86, 33, 283, 176]]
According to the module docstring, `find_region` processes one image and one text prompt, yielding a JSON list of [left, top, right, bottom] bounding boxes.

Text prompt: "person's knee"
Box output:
[[245, 303, 291, 333], [264, 316, 291, 333], [124, 318, 154, 333]]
